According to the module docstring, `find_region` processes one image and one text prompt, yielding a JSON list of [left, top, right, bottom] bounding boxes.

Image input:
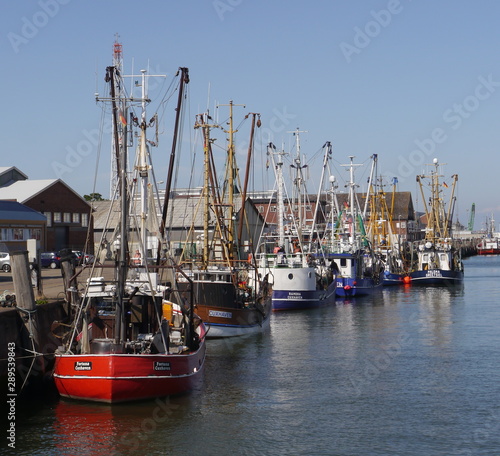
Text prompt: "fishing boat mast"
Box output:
[[289, 129, 308, 244], [267, 143, 287, 249], [237, 112, 260, 246], [158, 67, 189, 265], [417, 158, 458, 242], [109, 37, 124, 198], [219, 100, 246, 259], [193, 112, 216, 268], [105, 64, 128, 344], [137, 69, 150, 254], [310, 141, 332, 246], [341, 156, 363, 245]]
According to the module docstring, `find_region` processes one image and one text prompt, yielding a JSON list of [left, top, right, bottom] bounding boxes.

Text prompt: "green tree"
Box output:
[[84, 192, 105, 201]]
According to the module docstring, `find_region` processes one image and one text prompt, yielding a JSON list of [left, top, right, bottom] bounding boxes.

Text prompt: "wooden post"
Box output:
[[61, 258, 75, 301], [11, 250, 41, 358], [11, 251, 37, 311]]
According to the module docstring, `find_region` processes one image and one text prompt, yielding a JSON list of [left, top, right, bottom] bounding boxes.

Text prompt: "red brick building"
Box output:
[[0, 167, 92, 252]]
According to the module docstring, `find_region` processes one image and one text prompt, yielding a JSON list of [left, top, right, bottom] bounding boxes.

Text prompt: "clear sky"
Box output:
[[2, 0, 500, 231]]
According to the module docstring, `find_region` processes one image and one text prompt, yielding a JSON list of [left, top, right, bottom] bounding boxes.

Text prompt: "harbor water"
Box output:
[[6, 255, 500, 455]]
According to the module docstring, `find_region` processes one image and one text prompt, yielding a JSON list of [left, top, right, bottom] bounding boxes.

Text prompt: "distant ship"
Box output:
[[477, 215, 500, 255]]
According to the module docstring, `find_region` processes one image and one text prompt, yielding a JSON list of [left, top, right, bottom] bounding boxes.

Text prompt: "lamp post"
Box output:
[[398, 215, 402, 249]]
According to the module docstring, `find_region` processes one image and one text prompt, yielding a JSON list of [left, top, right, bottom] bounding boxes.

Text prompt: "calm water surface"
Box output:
[[7, 255, 500, 455]]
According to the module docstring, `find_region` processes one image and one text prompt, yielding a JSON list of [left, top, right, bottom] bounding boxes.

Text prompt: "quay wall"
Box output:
[[0, 301, 68, 397], [454, 238, 478, 257]]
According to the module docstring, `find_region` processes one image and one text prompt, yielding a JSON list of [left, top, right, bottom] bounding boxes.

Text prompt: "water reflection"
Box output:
[[51, 392, 203, 456], [411, 286, 464, 351], [54, 402, 120, 455]]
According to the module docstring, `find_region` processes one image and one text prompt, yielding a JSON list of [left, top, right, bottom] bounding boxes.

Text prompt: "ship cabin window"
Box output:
[[340, 258, 348, 267]]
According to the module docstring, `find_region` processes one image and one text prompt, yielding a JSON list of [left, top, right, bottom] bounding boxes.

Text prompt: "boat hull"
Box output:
[[272, 283, 337, 311], [53, 344, 206, 403], [178, 274, 272, 338], [194, 299, 271, 338], [409, 269, 464, 285], [270, 266, 337, 311], [335, 276, 383, 297], [382, 272, 406, 286], [477, 248, 500, 255]]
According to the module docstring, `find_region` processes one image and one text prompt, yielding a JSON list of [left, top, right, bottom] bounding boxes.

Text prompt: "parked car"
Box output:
[[0, 252, 11, 272], [41, 252, 61, 269], [72, 250, 95, 265]]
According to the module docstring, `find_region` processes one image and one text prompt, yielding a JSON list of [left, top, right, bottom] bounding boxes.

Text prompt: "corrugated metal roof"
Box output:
[[0, 178, 90, 206], [91, 200, 121, 230], [92, 194, 247, 231], [0, 179, 58, 203]]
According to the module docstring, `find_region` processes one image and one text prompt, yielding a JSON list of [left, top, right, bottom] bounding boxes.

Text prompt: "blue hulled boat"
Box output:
[[318, 156, 384, 298], [409, 158, 464, 286]]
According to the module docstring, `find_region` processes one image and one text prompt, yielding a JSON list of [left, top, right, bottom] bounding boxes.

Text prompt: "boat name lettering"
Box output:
[[209, 310, 232, 319], [74, 361, 92, 371], [287, 292, 302, 299], [426, 270, 443, 278], [154, 362, 171, 371]]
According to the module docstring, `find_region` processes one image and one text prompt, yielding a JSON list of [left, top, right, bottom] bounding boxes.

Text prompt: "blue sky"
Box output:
[[2, 0, 500, 231]]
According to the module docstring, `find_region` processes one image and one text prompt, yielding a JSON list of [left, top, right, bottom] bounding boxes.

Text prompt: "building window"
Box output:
[[29, 229, 41, 240], [13, 228, 24, 240], [82, 213, 89, 227], [258, 206, 264, 213], [53, 212, 61, 223], [63, 212, 71, 223], [270, 206, 276, 212], [73, 213, 80, 223], [44, 212, 52, 227]]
